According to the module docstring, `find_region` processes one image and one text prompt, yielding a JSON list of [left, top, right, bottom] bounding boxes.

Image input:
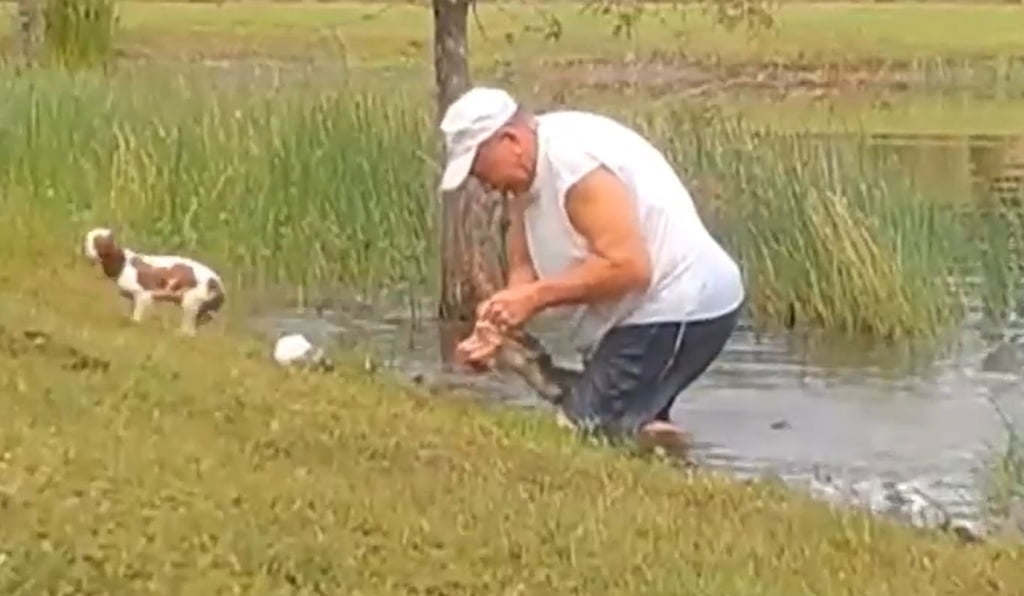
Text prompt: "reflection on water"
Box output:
[[866, 132, 1024, 207]]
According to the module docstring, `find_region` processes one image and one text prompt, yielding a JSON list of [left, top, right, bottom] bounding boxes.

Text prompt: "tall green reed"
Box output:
[[0, 67, 435, 300], [965, 188, 1024, 330], [1, 64, 1016, 346], [634, 108, 970, 342]]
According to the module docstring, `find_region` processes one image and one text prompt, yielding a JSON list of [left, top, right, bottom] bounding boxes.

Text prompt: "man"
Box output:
[[439, 87, 744, 451]]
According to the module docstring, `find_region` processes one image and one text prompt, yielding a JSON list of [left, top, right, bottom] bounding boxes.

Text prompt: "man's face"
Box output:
[[470, 126, 533, 195]]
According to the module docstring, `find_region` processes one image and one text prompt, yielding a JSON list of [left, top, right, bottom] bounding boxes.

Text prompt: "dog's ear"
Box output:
[[93, 232, 117, 257]]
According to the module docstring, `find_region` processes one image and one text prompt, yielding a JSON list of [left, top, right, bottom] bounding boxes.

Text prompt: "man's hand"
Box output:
[[455, 318, 505, 369], [477, 282, 543, 331], [455, 334, 498, 368]]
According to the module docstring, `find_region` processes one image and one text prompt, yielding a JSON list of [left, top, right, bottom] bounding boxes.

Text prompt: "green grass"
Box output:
[[710, 96, 1024, 136], [2, 222, 1024, 594], [630, 107, 973, 341], [40, 0, 117, 68], [0, 68, 436, 301], [2, 3, 1024, 588], [112, 2, 1024, 64], [5, 1, 1024, 65], [8, 1, 1024, 135], [2, 2, 1024, 591]]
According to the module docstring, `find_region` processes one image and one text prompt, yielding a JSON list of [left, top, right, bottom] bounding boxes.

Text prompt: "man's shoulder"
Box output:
[[537, 109, 693, 208], [538, 110, 654, 158], [536, 110, 623, 164]]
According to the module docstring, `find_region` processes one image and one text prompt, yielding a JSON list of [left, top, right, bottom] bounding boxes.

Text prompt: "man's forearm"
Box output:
[[504, 201, 538, 290], [507, 265, 537, 288], [533, 257, 646, 311]]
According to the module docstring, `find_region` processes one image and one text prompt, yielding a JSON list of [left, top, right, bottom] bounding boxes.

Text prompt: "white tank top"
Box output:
[[522, 110, 745, 354]]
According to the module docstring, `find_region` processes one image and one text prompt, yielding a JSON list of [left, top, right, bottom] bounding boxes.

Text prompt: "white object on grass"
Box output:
[[274, 333, 321, 366]]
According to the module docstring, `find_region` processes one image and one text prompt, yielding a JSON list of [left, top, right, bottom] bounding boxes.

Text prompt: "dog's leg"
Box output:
[[179, 290, 203, 336], [194, 287, 224, 328], [132, 292, 154, 323]]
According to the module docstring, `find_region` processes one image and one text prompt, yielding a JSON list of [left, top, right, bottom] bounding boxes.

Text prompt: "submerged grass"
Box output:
[[982, 401, 1024, 540], [2, 225, 1024, 594]]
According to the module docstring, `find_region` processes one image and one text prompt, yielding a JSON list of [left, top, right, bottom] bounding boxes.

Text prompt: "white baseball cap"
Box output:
[[438, 86, 519, 192]]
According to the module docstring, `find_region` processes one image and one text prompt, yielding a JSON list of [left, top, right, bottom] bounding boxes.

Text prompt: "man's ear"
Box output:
[[503, 127, 526, 149]]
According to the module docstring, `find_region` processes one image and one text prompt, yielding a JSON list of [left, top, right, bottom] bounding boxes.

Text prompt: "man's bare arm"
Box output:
[[505, 200, 538, 288], [531, 166, 652, 311]]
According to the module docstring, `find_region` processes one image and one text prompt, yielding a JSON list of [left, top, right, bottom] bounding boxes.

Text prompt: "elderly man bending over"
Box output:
[[442, 87, 744, 451]]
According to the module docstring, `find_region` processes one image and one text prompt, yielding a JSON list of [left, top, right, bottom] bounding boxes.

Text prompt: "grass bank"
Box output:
[[2, 223, 1024, 594]]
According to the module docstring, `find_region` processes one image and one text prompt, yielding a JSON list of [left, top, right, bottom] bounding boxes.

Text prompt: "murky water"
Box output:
[[250, 290, 1024, 537]]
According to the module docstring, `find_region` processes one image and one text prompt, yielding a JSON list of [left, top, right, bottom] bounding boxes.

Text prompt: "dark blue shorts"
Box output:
[[559, 305, 740, 442]]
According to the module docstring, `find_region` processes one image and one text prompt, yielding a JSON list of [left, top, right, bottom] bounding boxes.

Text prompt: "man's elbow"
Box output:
[[618, 255, 652, 293], [508, 265, 538, 288]]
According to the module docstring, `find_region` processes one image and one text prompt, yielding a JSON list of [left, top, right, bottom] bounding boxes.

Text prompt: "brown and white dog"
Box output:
[[82, 227, 226, 336]]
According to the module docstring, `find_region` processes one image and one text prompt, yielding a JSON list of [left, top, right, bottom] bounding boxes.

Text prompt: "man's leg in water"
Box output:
[[651, 306, 741, 424], [558, 306, 740, 449], [637, 306, 741, 450], [559, 321, 686, 445]]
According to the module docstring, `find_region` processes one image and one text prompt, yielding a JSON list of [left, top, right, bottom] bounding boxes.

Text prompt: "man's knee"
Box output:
[[561, 378, 660, 442]]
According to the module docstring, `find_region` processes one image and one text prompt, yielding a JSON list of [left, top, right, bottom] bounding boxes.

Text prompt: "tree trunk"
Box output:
[[15, 0, 44, 66], [432, 0, 494, 369], [432, 0, 471, 124]]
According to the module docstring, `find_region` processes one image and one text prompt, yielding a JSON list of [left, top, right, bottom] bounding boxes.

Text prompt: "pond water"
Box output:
[[249, 289, 1024, 539], [249, 132, 1024, 540]]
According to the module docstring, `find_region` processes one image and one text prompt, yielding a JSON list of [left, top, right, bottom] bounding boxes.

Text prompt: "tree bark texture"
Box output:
[[432, 0, 471, 124], [15, 0, 44, 66], [432, 0, 511, 369]]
